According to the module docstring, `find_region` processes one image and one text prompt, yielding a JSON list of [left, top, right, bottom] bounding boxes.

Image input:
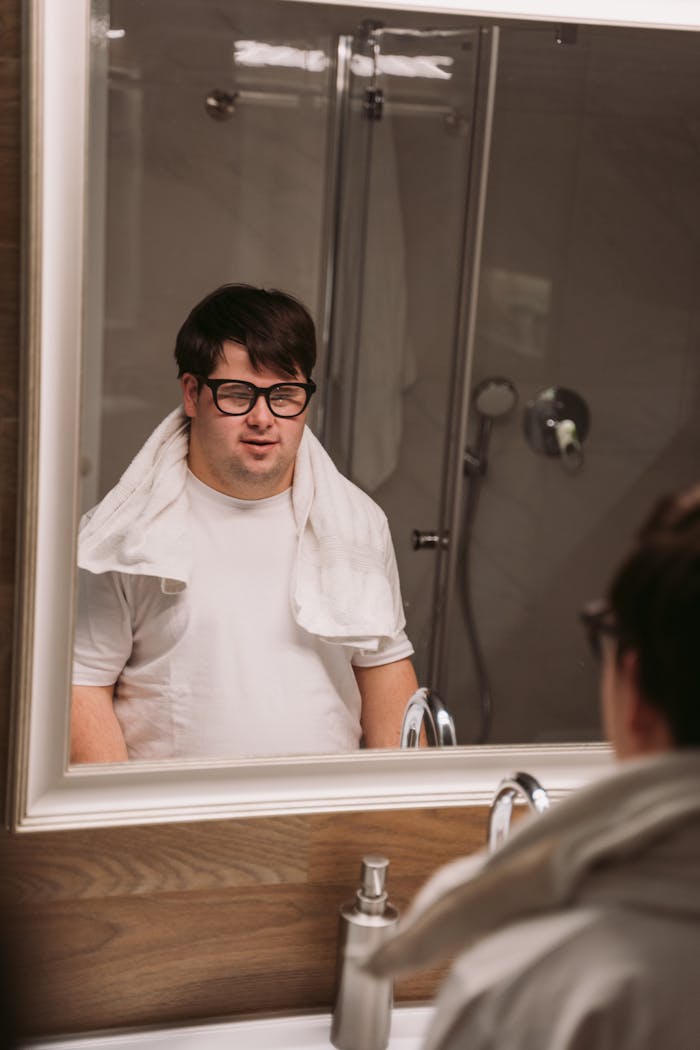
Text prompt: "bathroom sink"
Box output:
[[25, 1004, 433, 1050]]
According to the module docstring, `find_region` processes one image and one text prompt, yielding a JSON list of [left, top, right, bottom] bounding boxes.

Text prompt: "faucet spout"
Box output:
[[487, 771, 550, 852], [400, 688, 457, 748]]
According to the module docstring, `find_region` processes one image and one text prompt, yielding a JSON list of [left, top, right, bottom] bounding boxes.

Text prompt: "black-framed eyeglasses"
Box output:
[[579, 599, 618, 659], [198, 377, 316, 418]]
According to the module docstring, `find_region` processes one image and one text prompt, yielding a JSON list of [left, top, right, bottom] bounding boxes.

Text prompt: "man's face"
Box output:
[[181, 341, 309, 499], [600, 638, 676, 758]]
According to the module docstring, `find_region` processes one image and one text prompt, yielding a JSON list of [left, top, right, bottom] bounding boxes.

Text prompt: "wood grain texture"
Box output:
[[0, 2, 20, 62], [310, 807, 488, 886], [1, 808, 488, 1036], [2, 817, 313, 902], [0, 56, 20, 244]]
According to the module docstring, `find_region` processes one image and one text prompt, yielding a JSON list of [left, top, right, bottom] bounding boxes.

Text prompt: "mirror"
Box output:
[[12, 0, 700, 829]]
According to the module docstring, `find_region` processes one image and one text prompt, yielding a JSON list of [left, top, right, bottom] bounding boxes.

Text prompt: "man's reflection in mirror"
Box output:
[[71, 285, 419, 762]]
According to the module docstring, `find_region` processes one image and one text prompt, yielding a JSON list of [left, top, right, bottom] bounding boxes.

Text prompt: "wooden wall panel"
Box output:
[[0, 2, 489, 1041], [2, 817, 314, 901], [1, 808, 488, 1037]]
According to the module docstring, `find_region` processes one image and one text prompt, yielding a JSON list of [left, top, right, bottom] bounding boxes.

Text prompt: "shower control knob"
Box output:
[[412, 530, 449, 551]]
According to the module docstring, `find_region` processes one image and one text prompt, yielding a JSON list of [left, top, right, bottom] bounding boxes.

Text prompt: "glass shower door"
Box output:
[[323, 25, 490, 689]]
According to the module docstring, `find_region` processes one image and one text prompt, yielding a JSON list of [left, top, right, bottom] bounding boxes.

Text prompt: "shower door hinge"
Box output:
[[363, 87, 384, 121], [412, 530, 450, 551]]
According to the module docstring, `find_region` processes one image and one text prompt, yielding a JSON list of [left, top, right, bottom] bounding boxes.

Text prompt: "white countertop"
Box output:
[[24, 1004, 434, 1050]]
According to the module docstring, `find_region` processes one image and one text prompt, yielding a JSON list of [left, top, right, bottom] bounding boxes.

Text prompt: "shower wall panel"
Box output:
[[447, 25, 700, 744]]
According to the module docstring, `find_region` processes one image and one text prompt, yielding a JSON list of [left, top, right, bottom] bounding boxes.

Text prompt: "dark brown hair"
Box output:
[[608, 482, 700, 746], [174, 284, 316, 381]]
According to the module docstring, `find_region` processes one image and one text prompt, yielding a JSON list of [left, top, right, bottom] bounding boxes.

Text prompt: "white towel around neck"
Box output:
[[364, 749, 700, 978], [78, 406, 404, 649]]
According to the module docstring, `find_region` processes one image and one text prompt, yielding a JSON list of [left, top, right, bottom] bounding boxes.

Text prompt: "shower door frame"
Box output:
[[428, 25, 500, 701], [317, 23, 502, 708]]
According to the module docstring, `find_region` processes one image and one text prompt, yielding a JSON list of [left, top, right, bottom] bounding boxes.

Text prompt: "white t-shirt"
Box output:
[[73, 472, 413, 759]]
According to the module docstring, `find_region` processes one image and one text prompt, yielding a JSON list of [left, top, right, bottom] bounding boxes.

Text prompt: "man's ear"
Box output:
[[621, 649, 674, 754], [180, 374, 199, 419]]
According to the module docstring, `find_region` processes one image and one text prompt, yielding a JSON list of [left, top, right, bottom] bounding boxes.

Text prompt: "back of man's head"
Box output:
[[174, 283, 317, 381], [608, 482, 700, 748]]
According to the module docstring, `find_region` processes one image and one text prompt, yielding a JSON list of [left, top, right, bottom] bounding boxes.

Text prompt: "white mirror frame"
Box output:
[[17, 0, 698, 832], [301, 0, 700, 31]]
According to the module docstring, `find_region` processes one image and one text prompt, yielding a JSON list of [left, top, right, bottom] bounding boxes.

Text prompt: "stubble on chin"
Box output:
[[216, 452, 295, 498]]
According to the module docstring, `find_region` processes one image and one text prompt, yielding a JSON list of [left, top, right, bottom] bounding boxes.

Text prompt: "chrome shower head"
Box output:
[[464, 377, 517, 478], [472, 376, 518, 419]]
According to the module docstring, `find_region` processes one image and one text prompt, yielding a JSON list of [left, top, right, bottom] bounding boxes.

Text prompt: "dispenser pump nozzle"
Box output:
[[357, 855, 390, 914]]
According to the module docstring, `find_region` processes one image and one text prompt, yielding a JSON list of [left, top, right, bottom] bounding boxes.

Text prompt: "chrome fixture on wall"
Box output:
[[204, 89, 237, 120], [523, 385, 590, 474], [358, 20, 385, 121], [464, 376, 518, 476], [412, 377, 517, 744], [459, 377, 518, 744], [411, 530, 448, 551]]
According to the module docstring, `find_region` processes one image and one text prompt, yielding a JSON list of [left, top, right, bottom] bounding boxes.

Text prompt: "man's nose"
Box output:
[[245, 392, 275, 425]]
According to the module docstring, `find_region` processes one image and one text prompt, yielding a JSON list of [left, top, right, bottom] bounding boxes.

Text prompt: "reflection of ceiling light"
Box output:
[[233, 41, 453, 80], [107, 28, 126, 39], [234, 41, 329, 72], [351, 53, 453, 79]]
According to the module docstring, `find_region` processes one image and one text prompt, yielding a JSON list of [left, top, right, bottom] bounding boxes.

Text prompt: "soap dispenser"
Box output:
[[330, 854, 399, 1050]]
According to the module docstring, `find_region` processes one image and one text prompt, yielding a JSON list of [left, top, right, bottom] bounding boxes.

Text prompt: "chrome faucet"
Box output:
[[487, 771, 550, 852], [400, 687, 457, 748]]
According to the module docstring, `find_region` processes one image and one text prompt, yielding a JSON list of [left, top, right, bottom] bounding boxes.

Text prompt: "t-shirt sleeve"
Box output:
[[351, 629, 414, 668], [72, 568, 133, 686]]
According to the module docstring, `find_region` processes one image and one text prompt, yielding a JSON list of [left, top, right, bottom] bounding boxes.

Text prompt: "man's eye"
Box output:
[[220, 388, 251, 402], [271, 387, 302, 404]]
